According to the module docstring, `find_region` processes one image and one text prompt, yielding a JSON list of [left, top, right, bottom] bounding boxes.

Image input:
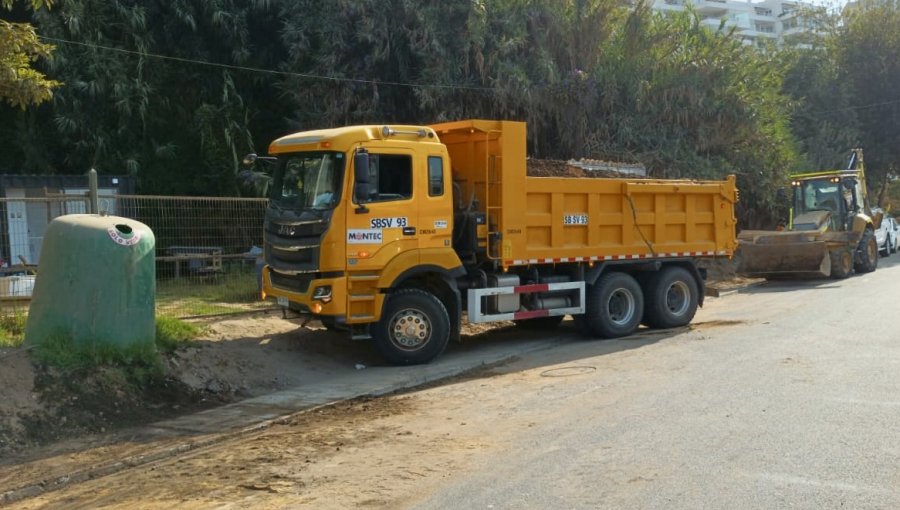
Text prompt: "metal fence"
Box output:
[[0, 194, 273, 319]]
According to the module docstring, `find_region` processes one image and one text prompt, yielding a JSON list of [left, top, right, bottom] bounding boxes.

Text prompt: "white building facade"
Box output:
[[652, 0, 817, 47]]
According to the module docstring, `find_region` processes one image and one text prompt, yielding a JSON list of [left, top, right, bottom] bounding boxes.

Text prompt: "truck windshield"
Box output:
[[270, 151, 344, 210], [793, 178, 845, 215]]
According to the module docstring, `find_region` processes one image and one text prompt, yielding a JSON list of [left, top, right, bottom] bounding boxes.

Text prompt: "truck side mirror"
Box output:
[[241, 153, 277, 168], [354, 149, 370, 212]]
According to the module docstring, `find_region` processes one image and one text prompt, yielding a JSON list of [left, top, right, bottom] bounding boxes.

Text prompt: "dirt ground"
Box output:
[[0, 311, 516, 461], [0, 313, 332, 458], [0, 350, 42, 453], [6, 390, 490, 509], [0, 261, 750, 462]]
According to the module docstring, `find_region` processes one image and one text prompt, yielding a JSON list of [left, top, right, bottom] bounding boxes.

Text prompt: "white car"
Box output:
[[875, 212, 899, 256]]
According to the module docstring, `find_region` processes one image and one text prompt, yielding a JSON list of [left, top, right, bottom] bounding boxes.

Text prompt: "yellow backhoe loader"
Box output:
[[737, 149, 881, 279]]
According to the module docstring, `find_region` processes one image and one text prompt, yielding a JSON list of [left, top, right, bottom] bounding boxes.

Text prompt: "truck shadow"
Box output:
[[736, 255, 900, 294], [441, 317, 748, 382], [441, 318, 689, 373]]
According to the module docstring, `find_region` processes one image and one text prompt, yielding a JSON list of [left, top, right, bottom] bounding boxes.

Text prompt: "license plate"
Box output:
[[277, 296, 289, 307]]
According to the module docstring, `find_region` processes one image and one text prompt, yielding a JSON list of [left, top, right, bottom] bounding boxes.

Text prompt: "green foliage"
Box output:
[[32, 333, 162, 382], [0, 311, 26, 347], [14, 0, 282, 190], [1, 1, 54, 9], [157, 272, 263, 317], [0, 0, 809, 226], [155, 316, 201, 352], [778, 4, 900, 209], [780, 46, 859, 171], [884, 179, 900, 213], [834, 5, 900, 203], [0, 0, 59, 108]]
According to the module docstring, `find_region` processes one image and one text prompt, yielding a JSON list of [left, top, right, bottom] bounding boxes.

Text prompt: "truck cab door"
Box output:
[[345, 150, 418, 321]]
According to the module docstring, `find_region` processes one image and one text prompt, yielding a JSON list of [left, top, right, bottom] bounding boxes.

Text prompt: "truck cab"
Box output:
[[260, 125, 463, 354]]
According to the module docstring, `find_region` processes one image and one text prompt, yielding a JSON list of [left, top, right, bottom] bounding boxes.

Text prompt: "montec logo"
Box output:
[[347, 229, 383, 244]]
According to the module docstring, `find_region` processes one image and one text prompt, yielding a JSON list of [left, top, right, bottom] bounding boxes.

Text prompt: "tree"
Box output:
[[19, 0, 284, 193], [0, 0, 800, 216], [0, 0, 59, 107], [834, 4, 900, 203]]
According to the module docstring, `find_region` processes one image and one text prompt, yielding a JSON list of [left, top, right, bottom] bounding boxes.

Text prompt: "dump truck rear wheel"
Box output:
[[372, 289, 450, 365], [855, 229, 878, 274], [514, 316, 565, 329], [581, 272, 643, 339], [829, 249, 853, 279], [642, 266, 699, 329]]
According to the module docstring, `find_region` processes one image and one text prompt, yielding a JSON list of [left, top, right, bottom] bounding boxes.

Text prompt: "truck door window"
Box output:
[[428, 156, 444, 196], [366, 154, 412, 202]]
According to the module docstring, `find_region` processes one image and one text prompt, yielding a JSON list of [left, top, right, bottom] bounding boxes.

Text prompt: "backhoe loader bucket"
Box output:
[[736, 231, 831, 278]]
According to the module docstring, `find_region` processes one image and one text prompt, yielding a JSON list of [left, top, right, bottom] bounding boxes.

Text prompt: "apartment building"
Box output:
[[652, 0, 818, 47]]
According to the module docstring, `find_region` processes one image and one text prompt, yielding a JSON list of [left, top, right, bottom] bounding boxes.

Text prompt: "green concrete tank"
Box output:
[[25, 215, 156, 351]]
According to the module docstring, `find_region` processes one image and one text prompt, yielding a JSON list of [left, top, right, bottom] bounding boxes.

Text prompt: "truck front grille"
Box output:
[[269, 270, 314, 294]]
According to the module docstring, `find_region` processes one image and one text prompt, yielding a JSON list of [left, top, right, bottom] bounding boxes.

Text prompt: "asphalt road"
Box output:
[[415, 258, 900, 509], [9, 255, 900, 509]]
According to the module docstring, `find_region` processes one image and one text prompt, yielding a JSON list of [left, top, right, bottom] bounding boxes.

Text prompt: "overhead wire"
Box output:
[[807, 98, 900, 115], [39, 36, 900, 115], [38, 35, 494, 92]]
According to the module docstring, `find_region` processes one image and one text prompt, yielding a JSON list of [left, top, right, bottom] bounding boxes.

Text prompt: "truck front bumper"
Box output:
[[262, 266, 347, 317]]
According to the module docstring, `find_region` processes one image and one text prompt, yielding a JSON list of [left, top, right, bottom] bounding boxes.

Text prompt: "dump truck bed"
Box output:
[[431, 120, 738, 266]]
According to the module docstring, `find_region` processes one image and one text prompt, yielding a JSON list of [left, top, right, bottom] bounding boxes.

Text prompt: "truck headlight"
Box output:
[[312, 285, 333, 303]]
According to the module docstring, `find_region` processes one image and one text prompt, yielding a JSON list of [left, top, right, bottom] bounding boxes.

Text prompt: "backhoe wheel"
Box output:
[[855, 229, 878, 274], [372, 289, 450, 365], [829, 249, 854, 279], [514, 316, 565, 330], [580, 272, 644, 339], [642, 266, 699, 329]]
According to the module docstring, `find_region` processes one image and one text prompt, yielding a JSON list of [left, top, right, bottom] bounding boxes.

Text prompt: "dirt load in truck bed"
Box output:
[[526, 158, 647, 178]]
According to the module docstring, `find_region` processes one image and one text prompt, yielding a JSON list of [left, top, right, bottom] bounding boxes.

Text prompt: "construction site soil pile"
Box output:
[[526, 159, 643, 178]]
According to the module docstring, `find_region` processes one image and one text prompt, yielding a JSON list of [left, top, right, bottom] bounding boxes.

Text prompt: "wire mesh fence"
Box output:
[[0, 194, 274, 320]]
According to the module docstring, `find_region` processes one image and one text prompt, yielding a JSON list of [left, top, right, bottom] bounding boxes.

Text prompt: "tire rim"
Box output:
[[389, 308, 431, 351], [606, 288, 636, 326], [665, 281, 691, 317]]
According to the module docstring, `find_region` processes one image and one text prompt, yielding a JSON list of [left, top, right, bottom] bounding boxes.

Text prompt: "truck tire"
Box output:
[[372, 289, 450, 365], [642, 266, 699, 329], [580, 272, 643, 339], [829, 249, 853, 279], [514, 316, 565, 329], [855, 229, 878, 274]]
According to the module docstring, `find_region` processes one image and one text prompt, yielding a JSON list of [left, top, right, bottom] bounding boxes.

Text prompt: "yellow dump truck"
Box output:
[[252, 120, 737, 364]]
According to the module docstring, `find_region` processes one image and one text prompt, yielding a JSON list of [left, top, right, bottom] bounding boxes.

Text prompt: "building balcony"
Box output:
[[693, 0, 729, 14]]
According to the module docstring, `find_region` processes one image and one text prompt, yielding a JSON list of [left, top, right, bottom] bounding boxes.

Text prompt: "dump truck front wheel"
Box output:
[[855, 229, 878, 274], [372, 289, 450, 365], [580, 272, 644, 338], [642, 266, 699, 329]]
